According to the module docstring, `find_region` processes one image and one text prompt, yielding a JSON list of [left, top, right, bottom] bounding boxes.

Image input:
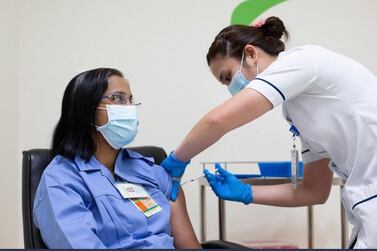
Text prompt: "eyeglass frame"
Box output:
[[100, 92, 141, 106]]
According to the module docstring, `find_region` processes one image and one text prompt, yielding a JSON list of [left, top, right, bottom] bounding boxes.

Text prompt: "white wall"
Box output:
[[1, 0, 377, 248], [0, 0, 21, 247]]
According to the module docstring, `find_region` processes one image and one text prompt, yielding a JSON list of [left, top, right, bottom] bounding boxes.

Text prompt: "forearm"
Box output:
[[252, 159, 333, 207], [252, 182, 326, 207]]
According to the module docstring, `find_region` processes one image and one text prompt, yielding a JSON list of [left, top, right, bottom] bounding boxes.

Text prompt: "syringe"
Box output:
[[181, 175, 205, 185]]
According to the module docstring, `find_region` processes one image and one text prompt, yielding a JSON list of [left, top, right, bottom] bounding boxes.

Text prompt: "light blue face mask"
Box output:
[[228, 53, 258, 96], [96, 105, 139, 149]]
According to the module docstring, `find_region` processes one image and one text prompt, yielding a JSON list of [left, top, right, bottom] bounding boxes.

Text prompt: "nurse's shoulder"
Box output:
[[279, 44, 328, 59], [286, 44, 355, 66]]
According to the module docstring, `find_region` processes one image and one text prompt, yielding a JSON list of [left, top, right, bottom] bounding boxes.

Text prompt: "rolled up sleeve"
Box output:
[[153, 165, 173, 200], [300, 138, 323, 164]]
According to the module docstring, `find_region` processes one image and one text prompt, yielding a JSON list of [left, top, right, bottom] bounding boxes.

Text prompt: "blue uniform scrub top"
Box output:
[[33, 149, 174, 249]]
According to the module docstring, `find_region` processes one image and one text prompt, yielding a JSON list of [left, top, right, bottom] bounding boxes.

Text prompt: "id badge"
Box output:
[[130, 197, 162, 217], [115, 182, 162, 217], [291, 149, 299, 189], [289, 125, 300, 190], [115, 182, 150, 199]]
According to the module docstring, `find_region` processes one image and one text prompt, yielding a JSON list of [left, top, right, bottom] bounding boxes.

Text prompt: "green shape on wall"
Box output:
[[231, 0, 287, 25]]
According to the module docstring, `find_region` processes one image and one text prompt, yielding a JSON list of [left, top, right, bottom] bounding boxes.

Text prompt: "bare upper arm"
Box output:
[[169, 188, 201, 249], [207, 88, 272, 132], [302, 158, 333, 204]]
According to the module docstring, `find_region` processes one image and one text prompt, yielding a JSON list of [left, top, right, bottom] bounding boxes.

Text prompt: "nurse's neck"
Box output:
[[95, 138, 120, 175], [256, 48, 278, 73]]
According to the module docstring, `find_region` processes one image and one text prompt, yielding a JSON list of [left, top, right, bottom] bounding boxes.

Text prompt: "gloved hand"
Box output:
[[161, 151, 191, 201], [204, 163, 253, 205]]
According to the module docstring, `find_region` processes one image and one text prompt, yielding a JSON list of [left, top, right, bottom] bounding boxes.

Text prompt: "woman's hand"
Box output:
[[204, 163, 253, 205]]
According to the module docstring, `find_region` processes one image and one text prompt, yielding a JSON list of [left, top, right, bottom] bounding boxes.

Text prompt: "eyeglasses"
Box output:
[[101, 92, 141, 106]]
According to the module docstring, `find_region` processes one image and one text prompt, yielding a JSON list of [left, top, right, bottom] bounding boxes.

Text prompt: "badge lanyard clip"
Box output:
[[289, 125, 300, 190]]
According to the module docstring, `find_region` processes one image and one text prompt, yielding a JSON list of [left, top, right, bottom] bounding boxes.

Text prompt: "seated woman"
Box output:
[[33, 68, 201, 249]]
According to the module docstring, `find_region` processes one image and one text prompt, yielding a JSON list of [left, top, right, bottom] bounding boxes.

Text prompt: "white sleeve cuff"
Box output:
[[246, 78, 285, 108], [301, 149, 323, 164]]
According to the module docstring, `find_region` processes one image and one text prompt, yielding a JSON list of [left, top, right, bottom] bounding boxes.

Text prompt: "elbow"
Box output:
[[204, 112, 229, 134], [301, 183, 331, 205], [312, 190, 331, 205], [314, 197, 327, 205]]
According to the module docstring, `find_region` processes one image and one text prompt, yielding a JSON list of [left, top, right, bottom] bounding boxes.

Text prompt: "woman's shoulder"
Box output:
[[124, 149, 167, 175], [284, 45, 338, 60], [120, 149, 171, 192], [280, 44, 318, 57], [273, 44, 329, 72], [287, 44, 326, 52], [41, 155, 82, 187]]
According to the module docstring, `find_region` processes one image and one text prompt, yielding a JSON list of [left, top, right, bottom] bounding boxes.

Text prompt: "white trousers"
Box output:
[[343, 180, 377, 248]]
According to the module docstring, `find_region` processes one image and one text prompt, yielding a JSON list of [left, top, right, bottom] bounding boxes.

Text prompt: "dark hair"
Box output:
[[206, 16, 289, 65], [52, 68, 123, 161]]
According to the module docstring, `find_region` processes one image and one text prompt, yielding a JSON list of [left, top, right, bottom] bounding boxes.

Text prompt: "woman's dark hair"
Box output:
[[206, 16, 289, 65], [52, 68, 123, 161]]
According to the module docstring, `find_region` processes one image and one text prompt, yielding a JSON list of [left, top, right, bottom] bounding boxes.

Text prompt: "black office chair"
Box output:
[[22, 146, 249, 249]]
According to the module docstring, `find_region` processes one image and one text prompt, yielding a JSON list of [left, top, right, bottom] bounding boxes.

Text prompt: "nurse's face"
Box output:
[[209, 53, 257, 87], [95, 75, 132, 127], [209, 45, 260, 87]]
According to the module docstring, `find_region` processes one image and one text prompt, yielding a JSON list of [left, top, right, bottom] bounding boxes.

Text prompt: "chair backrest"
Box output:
[[22, 146, 167, 249]]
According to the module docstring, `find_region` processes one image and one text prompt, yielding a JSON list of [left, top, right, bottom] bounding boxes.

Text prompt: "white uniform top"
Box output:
[[246, 45, 377, 248]]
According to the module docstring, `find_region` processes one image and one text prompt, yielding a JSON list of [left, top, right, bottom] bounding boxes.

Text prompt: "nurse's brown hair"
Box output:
[[206, 16, 289, 65]]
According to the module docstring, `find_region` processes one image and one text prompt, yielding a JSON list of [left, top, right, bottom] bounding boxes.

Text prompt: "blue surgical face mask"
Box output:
[[96, 105, 139, 149], [227, 53, 258, 96]]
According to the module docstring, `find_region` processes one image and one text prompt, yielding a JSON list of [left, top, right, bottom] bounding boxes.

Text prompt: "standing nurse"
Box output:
[[161, 16, 377, 248]]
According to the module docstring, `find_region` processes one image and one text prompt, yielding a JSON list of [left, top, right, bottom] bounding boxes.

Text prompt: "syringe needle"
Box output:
[[181, 175, 204, 185]]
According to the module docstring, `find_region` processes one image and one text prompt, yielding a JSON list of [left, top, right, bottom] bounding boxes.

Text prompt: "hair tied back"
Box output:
[[260, 16, 289, 40]]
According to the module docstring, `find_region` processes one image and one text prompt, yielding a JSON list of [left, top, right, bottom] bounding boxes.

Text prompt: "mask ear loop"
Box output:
[[241, 50, 258, 75], [92, 106, 108, 128], [240, 51, 245, 70]]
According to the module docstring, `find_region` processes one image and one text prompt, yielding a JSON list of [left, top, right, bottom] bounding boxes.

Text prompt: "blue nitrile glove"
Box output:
[[161, 151, 191, 201], [204, 163, 253, 205]]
